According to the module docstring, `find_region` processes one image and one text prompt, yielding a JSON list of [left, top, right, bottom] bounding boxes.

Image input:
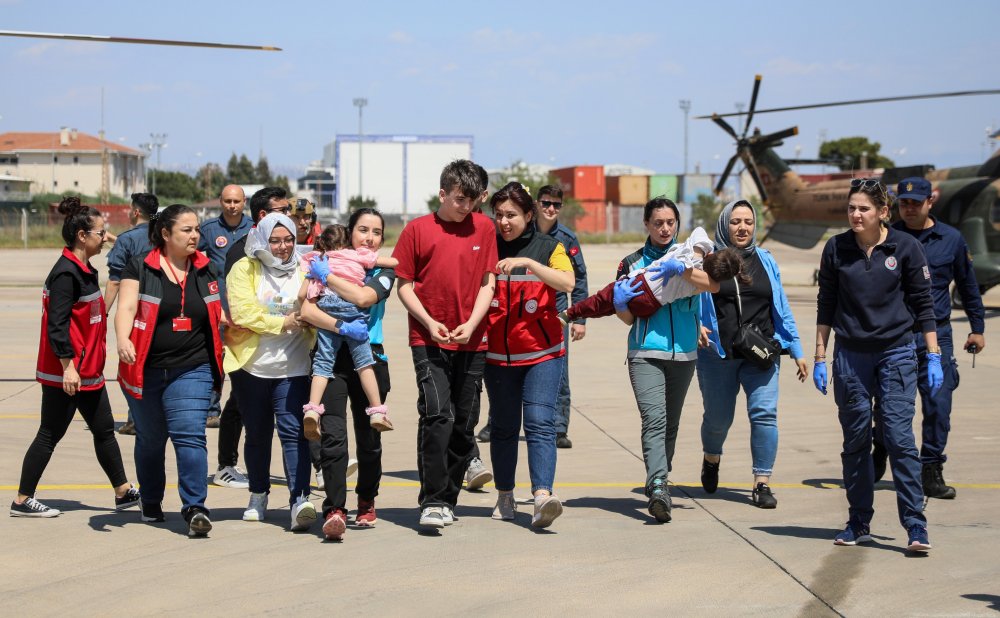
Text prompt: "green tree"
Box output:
[[691, 193, 724, 230], [149, 170, 200, 202], [226, 153, 256, 185], [348, 195, 377, 211], [492, 160, 584, 230], [426, 194, 441, 213], [255, 156, 273, 185], [196, 162, 226, 201], [819, 136, 895, 171], [274, 174, 291, 193]]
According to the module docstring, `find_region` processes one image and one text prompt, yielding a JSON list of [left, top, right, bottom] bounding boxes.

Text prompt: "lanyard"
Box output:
[[164, 257, 190, 318]]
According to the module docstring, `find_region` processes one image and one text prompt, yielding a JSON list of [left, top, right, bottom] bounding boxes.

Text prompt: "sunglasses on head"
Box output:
[[850, 177, 888, 200], [539, 200, 563, 210]]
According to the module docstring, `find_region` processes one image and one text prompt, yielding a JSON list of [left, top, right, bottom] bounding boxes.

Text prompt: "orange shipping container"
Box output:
[[551, 166, 605, 201], [606, 175, 649, 205], [574, 200, 608, 234]]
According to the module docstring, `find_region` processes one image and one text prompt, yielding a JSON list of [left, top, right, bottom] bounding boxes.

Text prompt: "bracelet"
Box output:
[[814, 355, 826, 361]]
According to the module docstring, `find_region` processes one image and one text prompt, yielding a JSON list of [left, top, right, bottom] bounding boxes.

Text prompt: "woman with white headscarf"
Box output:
[[225, 213, 318, 531], [696, 200, 808, 509]]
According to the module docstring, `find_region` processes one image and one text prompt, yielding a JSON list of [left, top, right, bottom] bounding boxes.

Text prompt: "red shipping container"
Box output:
[[551, 166, 605, 201], [574, 200, 607, 234]]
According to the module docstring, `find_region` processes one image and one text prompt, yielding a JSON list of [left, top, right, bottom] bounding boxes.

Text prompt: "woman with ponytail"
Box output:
[[11, 197, 139, 518]]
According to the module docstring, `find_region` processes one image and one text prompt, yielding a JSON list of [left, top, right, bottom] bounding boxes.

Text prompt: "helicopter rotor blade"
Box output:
[[0, 29, 281, 51], [757, 126, 799, 145], [744, 74, 762, 136], [712, 114, 739, 140], [715, 154, 740, 195], [695, 89, 1000, 119], [746, 155, 769, 205]]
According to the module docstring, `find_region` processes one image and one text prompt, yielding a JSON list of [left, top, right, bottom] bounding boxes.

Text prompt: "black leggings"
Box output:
[[18, 384, 129, 496]]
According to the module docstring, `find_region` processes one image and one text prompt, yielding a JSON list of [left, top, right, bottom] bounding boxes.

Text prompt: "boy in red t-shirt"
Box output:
[[392, 159, 498, 530]]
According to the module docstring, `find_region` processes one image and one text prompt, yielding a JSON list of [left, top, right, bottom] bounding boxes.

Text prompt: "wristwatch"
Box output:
[[927, 345, 941, 354], [335, 319, 344, 331]]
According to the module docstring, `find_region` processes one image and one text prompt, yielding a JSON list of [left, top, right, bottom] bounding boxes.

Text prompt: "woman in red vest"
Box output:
[[484, 182, 575, 529], [12, 197, 139, 518], [115, 204, 225, 537]]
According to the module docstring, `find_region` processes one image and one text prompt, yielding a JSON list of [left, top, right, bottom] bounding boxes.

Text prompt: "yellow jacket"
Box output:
[[224, 257, 316, 374]]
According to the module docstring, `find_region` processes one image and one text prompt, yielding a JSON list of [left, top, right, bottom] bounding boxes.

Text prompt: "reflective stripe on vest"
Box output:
[[485, 342, 563, 363], [497, 273, 542, 283], [35, 371, 104, 386], [78, 290, 102, 303], [138, 293, 162, 305], [119, 375, 142, 397]]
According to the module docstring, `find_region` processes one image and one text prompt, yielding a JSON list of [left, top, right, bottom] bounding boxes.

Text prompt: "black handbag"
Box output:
[[731, 280, 781, 370]]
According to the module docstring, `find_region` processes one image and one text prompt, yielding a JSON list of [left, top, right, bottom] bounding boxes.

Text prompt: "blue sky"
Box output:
[[2, 1, 998, 177]]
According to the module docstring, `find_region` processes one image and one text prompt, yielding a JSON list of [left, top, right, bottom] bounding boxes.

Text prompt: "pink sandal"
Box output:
[[366, 404, 393, 432], [303, 403, 324, 441]]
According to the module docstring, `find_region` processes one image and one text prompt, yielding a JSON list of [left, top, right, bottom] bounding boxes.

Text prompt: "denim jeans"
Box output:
[[485, 357, 562, 493], [411, 346, 485, 509], [627, 357, 697, 492], [230, 370, 311, 505], [833, 341, 925, 530], [697, 351, 780, 476], [133, 364, 213, 514], [555, 324, 572, 434], [314, 293, 373, 376]]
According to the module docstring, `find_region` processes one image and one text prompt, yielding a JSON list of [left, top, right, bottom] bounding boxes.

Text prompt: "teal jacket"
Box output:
[[699, 247, 804, 360], [618, 239, 702, 362]]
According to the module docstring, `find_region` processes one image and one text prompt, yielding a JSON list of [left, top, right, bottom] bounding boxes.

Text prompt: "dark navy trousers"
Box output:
[[834, 341, 926, 530], [916, 325, 959, 465]]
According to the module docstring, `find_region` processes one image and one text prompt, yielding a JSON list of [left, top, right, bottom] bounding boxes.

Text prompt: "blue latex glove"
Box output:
[[646, 259, 686, 282], [308, 255, 330, 281], [613, 276, 643, 313], [927, 352, 944, 396], [338, 319, 369, 342], [813, 362, 828, 395]]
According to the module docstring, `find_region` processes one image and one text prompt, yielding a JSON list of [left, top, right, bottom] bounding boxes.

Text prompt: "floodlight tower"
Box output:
[[353, 97, 368, 203], [679, 99, 691, 175]]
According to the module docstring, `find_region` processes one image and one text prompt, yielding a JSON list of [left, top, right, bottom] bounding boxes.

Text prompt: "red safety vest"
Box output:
[[36, 249, 107, 390], [117, 248, 225, 399]]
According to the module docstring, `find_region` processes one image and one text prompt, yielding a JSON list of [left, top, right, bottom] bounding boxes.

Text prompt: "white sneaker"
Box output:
[[492, 492, 517, 521], [314, 469, 325, 491], [531, 494, 563, 528], [465, 457, 493, 491], [213, 465, 249, 489], [290, 496, 317, 531], [243, 492, 268, 522], [347, 458, 359, 477], [442, 506, 456, 526], [418, 506, 445, 529]]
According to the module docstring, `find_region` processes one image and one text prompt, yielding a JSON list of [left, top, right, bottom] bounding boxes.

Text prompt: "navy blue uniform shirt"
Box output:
[[198, 214, 252, 312], [545, 222, 588, 321], [817, 227, 936, 351], [105, 223, 151, 282], [892, 217, 985, 335]]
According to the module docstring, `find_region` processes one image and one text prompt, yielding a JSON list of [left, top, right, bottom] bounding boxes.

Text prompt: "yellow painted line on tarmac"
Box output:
[[5, 481, 1000, 491]]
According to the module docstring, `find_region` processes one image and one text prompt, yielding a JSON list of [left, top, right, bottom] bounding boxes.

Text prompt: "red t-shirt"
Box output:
[[392, 212, 498, 351]]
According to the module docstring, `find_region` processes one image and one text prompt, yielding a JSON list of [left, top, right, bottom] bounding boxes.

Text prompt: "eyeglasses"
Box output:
[[86, 229, 108, 238], [269, 206, 291, 215], [268, 237, 295, 247], [539, 200, 563, 210]]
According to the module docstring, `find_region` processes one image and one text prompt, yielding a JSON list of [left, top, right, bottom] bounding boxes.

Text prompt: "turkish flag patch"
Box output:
[[208, 281, 219, 295], [569, 246, 579, 256]]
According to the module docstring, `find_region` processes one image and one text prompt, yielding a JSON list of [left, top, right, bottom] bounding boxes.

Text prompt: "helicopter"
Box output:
[[701, 75, 1000, 296]]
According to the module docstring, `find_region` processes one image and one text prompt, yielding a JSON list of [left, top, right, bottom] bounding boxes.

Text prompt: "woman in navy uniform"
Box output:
[[814, 178, 943, 553]]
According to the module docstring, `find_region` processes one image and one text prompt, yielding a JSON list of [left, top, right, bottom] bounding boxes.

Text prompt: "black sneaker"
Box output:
[[701, 458, 720, 494], [140, 501, 165, 523], [922, 463, 957, 500], [477, 424, 491, 443], [117, 420, 136, 436], [872, 440, 888, 482], [114, 485, 141, 511], [647, 479, 671, 523], [10, 497, 61, 518], [752, 482, 777, 509], [556, 433, 573, 449], [184, 507, 212, 537]]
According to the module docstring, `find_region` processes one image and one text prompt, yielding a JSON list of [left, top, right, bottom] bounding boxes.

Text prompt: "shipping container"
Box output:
[[618, 205, 646, 233], [551, 166, 605, 201], [574, 199, 608, 234], [679, 174, 714, 204], [607, 175, 649, 205], [648, 174, 678, 202]]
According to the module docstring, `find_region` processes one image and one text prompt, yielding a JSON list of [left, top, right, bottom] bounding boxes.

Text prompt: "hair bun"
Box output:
[[57, 196, 84, 217]]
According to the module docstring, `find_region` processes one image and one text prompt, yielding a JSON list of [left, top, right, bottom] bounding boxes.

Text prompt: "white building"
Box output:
[[335, 134, 473, 217], [0, 128, 147, 199], [0, 172, 32, 207]]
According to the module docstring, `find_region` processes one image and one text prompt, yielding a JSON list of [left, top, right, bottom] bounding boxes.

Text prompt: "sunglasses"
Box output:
[[86, 229, 108, 238], [539, 200, 563, 210], [850, 177, 888, 200]]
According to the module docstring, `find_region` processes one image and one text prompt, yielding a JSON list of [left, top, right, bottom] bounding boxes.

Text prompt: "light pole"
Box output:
[[138, 142, 153, 191], [149, 133, 167, 195], [679, 99, 691, 175], [352, 97, 367, 205]]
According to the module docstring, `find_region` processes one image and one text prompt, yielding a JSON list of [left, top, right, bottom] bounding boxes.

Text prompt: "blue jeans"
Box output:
[[230, 370, 311, 505], [697, 351, 780, 476], [133, 364, 213, 514], [485, 358, 562, 493], [627, 357, 696, 492], [834, 341, 925, 530], [314, 293, 373, 377], [555, 324, 571, 434]]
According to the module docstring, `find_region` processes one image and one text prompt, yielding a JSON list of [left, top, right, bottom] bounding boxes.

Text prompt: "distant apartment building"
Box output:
[[0, 128, 147, 199]]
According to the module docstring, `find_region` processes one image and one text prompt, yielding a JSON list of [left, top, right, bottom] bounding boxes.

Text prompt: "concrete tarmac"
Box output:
[[1, 243, 998, 616]]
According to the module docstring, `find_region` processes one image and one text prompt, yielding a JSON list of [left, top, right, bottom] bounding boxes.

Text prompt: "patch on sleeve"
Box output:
[[923, 265, 931, 280], [208, 281, 219, 295], [968, 251, 974, 264], [569, 246, 579, 257]]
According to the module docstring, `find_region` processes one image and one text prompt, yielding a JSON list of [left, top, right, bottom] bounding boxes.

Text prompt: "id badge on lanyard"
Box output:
[[166, 258, 193, 332]]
